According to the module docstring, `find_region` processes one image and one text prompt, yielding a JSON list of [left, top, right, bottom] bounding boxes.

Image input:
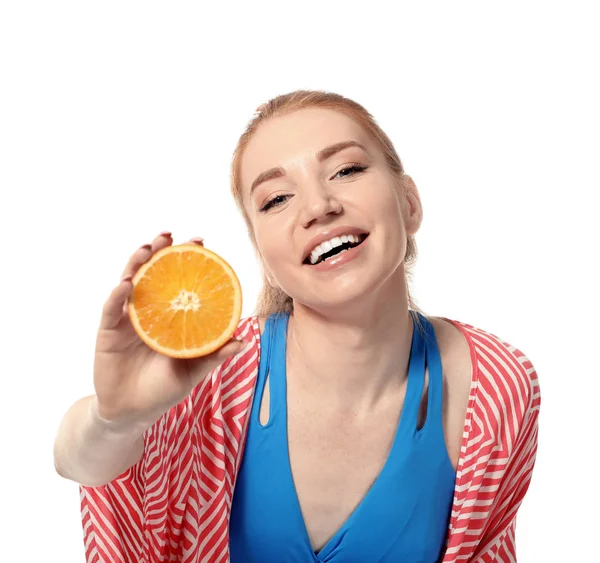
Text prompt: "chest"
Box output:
[[286, 391, 408, 551], [258, 363, 436, 552], [252, 315, 471, 553]]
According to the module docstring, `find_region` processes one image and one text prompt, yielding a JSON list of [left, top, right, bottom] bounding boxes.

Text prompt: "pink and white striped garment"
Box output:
[[80, 315, 540, 562]]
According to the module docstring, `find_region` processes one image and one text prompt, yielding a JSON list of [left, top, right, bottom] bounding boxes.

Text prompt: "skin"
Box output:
[[240, 108, 472, 551]]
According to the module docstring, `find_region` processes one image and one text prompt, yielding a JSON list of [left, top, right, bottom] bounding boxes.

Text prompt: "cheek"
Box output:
[[254, 222, 292, 274], [358, 184, 404, 226], [385, 194, 405, 226], [371, 190, 407, 249], [255, 227, 275, 259]]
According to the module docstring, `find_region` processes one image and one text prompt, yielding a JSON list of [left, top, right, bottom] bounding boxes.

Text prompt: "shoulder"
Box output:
[[232, 315, 264, 344], [234, 315, 268, 339], [439, 315, 541, 433], [444, 317, 539, 394], [442, 319, 540, 557]]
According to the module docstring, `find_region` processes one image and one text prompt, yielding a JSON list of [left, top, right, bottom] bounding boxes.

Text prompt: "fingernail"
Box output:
[[160, 231, 172, 238]]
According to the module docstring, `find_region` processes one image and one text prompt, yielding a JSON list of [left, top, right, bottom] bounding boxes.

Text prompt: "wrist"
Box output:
[[90, 397, 154, 438]]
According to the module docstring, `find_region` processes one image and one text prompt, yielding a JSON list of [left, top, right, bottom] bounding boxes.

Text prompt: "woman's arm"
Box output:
[[442, 322, 541, 562], [470, 393, 540, 560], [54, 395, 148, 487]]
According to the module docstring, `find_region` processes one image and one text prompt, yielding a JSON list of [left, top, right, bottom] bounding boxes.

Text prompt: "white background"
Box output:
[[1, 1, 598, 561]]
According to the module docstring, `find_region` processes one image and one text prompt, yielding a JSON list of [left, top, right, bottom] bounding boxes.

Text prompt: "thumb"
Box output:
[[187, 338, 251, 384], [212, 338, 250, 360]]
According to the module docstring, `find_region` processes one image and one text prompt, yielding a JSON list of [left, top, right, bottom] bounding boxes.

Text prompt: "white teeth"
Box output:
[[308, 233, 364, 265]]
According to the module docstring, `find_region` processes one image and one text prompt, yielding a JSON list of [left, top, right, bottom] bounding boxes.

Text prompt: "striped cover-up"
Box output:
[[80, 315, 540, 562]]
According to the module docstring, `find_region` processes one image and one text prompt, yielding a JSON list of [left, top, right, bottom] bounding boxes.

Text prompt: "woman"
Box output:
[[54, 90, 540, 562]]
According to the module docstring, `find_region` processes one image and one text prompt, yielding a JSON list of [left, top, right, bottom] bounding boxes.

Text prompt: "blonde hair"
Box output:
[[229, 89, 430, 334]]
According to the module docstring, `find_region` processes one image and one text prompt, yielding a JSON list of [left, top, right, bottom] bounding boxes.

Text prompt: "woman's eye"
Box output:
[[260, 194, 290, 212], [258, 165, 367, 212], [334, 164, 368, 179]]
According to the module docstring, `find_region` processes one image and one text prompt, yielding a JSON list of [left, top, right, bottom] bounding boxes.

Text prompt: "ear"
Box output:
[[264, 269, 280, 289], [401, 175, 423, 237]]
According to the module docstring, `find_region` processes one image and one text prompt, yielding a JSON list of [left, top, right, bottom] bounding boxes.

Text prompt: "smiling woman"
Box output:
[[230, 92, 421, 321], [54, 89, 540, 563]]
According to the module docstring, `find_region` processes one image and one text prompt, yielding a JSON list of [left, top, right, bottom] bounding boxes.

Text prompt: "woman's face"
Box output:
[[241, 108, 421, 312]]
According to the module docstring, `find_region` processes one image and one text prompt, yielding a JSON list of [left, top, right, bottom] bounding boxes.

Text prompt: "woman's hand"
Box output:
[[93, 232, 247, 428]]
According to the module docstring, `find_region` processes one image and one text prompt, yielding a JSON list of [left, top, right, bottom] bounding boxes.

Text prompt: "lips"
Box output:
[[301, 226, 370, 264]]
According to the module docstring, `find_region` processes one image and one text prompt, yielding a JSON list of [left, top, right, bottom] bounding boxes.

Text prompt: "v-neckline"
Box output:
[[272, 311, 423, 560]]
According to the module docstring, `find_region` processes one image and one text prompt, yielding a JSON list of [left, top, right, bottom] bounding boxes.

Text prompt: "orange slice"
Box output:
[[128, 244, 242, 358]]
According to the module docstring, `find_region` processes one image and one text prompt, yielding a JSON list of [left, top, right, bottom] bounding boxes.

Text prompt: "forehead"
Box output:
[[241, 108, 371, 192]]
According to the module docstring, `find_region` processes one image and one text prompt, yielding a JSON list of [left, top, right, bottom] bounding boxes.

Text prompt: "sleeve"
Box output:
[[443, 329, 541, 562], [470, 370, 540, 561], [79, 316, 261, 563], [79, 396, 198, 563]]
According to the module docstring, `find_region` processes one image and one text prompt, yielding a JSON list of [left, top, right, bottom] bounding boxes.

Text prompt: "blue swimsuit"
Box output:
[[229, 311, 456, 562]]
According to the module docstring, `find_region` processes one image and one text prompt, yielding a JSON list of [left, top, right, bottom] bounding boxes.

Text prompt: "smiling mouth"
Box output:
[[303, 233, 369, 266]]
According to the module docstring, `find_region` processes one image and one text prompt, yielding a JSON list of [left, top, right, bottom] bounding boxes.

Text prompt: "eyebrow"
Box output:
[[249, 140, 369, 195]]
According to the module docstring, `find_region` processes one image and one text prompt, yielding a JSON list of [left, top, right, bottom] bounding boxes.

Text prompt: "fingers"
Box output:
[[120, 232, 173, 280], [119, 233, 205, 281], [107, 232, 205, 328], [100, 275, 135, 330], [186, 237, 204, 246]]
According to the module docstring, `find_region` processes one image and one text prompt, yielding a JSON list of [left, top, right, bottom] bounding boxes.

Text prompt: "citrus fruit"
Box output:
[[128, 244, 242, 359]]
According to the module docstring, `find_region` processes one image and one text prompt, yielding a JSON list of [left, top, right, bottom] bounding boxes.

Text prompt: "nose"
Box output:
[[299, 182, 343, 228]]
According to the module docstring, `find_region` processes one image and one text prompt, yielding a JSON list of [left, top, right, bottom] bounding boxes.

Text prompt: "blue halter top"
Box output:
[[229, 310, 456, 562]]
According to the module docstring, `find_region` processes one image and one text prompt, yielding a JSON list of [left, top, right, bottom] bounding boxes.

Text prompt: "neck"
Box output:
[[286, 268, 414, 411]]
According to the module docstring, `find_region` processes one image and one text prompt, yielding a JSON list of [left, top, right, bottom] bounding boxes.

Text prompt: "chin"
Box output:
[[296, 268, 400, 312], [277, 244, 405, 311]]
